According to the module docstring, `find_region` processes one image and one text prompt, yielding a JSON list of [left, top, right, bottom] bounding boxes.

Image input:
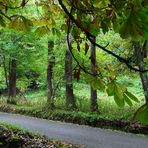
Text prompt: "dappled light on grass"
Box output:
[[0, 78, 144, 122]]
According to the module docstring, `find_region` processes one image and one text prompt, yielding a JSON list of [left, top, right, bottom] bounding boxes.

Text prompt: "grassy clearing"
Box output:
[[0, 76, 144, 121], [0, 93, 141, 121]]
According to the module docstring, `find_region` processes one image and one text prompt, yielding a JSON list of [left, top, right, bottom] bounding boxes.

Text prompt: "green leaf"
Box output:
[[89, 23, 99, 37], [85, 75, 94, 83], [119, 8, 148, 41], [22, 17, 33, 30], [125, 91, 140, 103], [96, 78, 105, 91], [106, 81, 115, 96], [124, 93, 133, 106], [93, 0, 110, 7], [89, 76, 105, 91], [143, 25, 148, 40], [101, 21, 109, 34], [52, 28, 61, 36], [114, 93, 125, 108], [119, 21, 131, 39], [113, 19, 120, 33], [139, 106, 148, 125], [0, 16, 6, 27], [114, 83, 124, 99]]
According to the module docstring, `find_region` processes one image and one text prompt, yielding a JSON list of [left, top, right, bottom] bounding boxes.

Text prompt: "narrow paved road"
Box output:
[[0, 112, 148, 148]]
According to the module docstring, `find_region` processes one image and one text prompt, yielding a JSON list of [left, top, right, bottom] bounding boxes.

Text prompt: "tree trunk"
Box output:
[[7, 59, 17, 104], [90, 37, 98, 112], [3, 55, 8, 90], [133, 41, 148, 105], [65, 34, 76, 109], [47, 41, 55, 109]]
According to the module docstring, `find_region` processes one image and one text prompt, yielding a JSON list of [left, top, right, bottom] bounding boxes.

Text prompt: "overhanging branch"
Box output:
[[66, 8, 98, 76], [58, 0, 148, 73]]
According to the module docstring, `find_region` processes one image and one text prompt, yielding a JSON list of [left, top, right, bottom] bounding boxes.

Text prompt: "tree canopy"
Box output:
[[0, 0, 148, 124]]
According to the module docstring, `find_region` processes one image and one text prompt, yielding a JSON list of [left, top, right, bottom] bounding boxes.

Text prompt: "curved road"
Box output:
[[0, 112, 148, 148]]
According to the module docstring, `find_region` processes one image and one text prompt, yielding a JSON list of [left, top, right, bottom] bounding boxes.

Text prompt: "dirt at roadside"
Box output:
[[0, 125, 82, 148]]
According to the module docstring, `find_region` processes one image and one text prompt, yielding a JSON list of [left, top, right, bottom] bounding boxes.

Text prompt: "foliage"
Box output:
[[0, 0, 147, 124], [0, 30, 47, 90], [0, 77, 144, 121]]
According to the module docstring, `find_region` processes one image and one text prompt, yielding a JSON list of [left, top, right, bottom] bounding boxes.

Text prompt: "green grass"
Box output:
[[1, 103, 148, 136], [0, 122, 28, 133], [0, 122, 81, 148], [0, 76, 145, 122]]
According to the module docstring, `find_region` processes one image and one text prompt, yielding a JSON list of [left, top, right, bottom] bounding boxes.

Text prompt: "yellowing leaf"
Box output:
[[93, 0, 110, 7], [35, 26, 49, 37], [9, 15, 33, 32], [50, 4, 61, 12]]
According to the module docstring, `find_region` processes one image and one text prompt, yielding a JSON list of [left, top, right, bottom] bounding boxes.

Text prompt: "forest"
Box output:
[[0, 1, 148, 146]]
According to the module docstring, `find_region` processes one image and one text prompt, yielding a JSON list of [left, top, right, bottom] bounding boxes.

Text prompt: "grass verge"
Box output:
[[0, 104, 148, 135], [0, 122, 82, 148]]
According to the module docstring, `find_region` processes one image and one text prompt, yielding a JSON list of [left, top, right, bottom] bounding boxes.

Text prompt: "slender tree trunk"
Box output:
[[2, 56, 8, 90], [133, 41, 148, 105], [65, 34, 76, 109], [47, 41, 55, 109], [90, 37, 98, 112], [7, 59, 17, 104]]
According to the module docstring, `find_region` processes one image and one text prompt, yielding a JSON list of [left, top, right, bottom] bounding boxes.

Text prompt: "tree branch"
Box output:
[[58, 0, 148, 73], [0, 11, 11, 20], [66, 7, 99, 76]]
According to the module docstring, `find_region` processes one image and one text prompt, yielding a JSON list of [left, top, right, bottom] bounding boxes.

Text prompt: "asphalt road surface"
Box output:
[[0, 112, 148, 148]]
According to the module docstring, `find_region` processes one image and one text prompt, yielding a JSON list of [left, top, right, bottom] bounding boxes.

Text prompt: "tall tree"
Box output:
[[7, 59, 17, 104], [133, 41, 148, 104], [47, 41, 55, 109], [2, 54, 9, 90], [90, 37, 98, 112], [65, 34, 76, 109]]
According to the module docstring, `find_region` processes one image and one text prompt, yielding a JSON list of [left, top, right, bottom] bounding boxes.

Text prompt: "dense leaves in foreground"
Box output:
[[0, 123, 81, 148]]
